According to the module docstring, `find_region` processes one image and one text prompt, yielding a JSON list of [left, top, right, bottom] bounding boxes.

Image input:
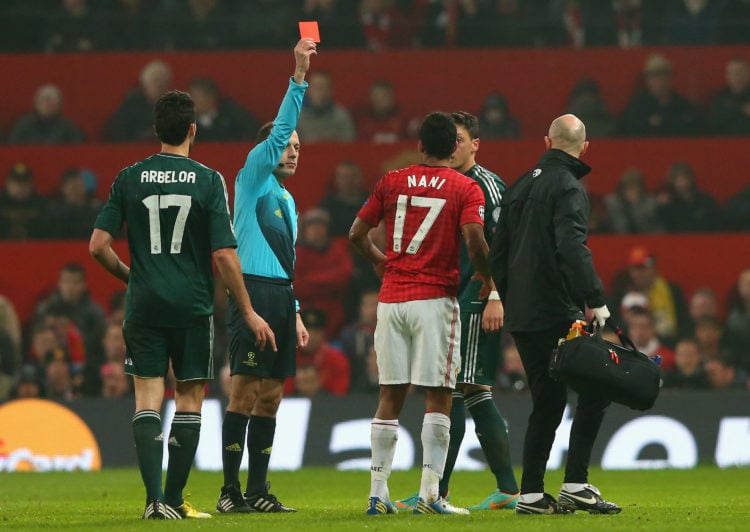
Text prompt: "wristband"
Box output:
[[488, 291, 500, 301]]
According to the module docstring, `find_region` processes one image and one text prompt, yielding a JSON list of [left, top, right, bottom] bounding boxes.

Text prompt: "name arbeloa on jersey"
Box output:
[[406, 174, 446, 189], [140, 170, 197, 184]]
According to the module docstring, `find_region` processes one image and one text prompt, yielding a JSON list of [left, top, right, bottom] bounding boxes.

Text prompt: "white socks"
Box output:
[[418, 412, 451, 503], [520, 493, 544, 503], [370, 418, 399, 500]]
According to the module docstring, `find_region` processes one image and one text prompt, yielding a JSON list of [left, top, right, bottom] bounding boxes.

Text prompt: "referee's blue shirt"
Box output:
[[234, 78, 307, 282]]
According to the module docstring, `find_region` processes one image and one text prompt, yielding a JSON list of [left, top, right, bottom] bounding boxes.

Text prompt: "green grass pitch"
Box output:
[[1, 466, 748, 531]]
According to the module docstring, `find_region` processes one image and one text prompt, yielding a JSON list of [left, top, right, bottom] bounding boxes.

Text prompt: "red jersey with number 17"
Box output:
[[357, 164, 485, 303]]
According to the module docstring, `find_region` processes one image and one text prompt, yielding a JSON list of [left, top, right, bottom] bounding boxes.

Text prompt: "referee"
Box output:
[[217, 38, 316, 514]]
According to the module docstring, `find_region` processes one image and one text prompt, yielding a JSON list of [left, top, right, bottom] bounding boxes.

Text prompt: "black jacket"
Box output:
[[490, 149, 606, 332]]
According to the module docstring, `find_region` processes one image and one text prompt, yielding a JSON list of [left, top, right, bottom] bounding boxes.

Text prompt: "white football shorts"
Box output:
[[374, 296, 461, 388]]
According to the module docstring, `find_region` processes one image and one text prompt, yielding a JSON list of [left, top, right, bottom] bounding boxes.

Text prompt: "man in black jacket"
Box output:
[[489, 114, 620, 516]]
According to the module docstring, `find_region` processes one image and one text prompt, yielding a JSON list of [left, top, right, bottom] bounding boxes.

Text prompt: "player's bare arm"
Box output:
[[349, 217, 386, 279], [89, 228, 130, 284], [213, 247, 277, 352], [293, 38, 317, 85], [462, 222, 492, 295]]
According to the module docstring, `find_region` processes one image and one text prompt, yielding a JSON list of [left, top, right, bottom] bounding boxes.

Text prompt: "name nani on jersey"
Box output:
[[407, 174, 446, 189], [140, 170, 197, 184]]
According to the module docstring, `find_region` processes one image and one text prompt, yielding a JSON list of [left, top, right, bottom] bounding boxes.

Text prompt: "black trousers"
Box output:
[[512, 324, 610, 494]]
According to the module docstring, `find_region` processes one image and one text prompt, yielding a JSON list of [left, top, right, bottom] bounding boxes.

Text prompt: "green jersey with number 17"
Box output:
[[94, 153, 237, 327]]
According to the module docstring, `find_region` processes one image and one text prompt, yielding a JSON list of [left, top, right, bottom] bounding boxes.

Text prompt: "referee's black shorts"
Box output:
[[227, 274, 297, 379]]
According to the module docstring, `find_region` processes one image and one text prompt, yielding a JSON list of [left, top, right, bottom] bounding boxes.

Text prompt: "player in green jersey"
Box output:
[[396, 111, 519, 512], [90, 90, 274, 520]]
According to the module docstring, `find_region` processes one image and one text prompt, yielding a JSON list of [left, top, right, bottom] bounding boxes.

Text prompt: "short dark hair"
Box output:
[[418, 112, 456, 159], [451, 111, 480, 139], [154, 90, 195, 146], [256, 121, 274, 143], [62, 262, 86, 278]]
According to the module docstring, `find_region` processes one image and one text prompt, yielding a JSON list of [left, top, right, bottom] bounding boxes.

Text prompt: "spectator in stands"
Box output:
[[0, 296, 20, 399], [338, 289, 378, 393], [723, 184, 750, 231], [188, 77, 259, 142], [0, 329, 16, 401], [454, 0, 508, 48], [623, 306, 676, 369], [719, 0, 750, 43], [29, 322, 64, 364], [537, 0, 621, 48], [10, 364, 43, 400], [688, 287, 719, 327], [360, 0, 412, 50], [283, 308, 350, 396], [604, 167, 662, 234], [108, 290, 126, 324], [656, 161, 721, 232], [0, 162, 48, 240], [236, 0, 300, 49], [42, 347, 77, 401], [300, 0, 365, 49], [103, 59, 172, 141], [0, 294, 22, 362], [168, 0, 233, 50], [355, 79, 406, 143], [100, 361, 132, 398], [477, 92, 520, 139], [38, 304, 86, 385], [317, 160, 370, 236], [492, 0, 538, 47], [294, 208, 354, 338], [580, 176, 611, 233], [619, 53, 704, 137], [99, 0, 166, 51], [7, 84, 85, 145], [617, 245, 691, 347], [708, 56, 750, 136], [43, 0, 98, 52], [725, 267, 750, 366], [704, 354, 745, 390], [565, 78, 616, 138], [612, 0, 654, 48], [661, 338, 709, 390], [297, 71, 356, 142], [82, 319, 127, 396], [34, 262, 106, 363], [45, 168, 102, 239], [694, 316, 725, 361], [101, 320, 126, 364], [292, 364, 323, 397], [662, 0, 722, 45]]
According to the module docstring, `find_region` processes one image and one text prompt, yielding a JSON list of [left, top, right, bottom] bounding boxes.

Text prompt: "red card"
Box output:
[[298, 21, 320, 43]]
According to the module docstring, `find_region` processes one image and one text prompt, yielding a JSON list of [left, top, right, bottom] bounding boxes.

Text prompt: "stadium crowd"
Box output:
[[2, 0, 750, 53], [1, 1, 749, 403]]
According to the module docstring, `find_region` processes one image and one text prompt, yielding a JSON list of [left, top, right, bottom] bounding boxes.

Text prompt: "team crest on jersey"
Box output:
[[532, 168, 542, 178]]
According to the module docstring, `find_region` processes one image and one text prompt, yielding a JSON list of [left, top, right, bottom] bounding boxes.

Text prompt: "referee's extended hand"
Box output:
[[248, 312, 277, 352], [293, 38, 317, 83]]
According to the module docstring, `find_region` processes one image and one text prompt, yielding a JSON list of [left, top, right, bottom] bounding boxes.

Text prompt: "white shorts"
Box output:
[[374, 297, 461, 388]]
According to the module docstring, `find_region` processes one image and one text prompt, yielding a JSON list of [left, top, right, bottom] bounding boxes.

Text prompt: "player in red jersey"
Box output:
[[350, 112, 493, 516]]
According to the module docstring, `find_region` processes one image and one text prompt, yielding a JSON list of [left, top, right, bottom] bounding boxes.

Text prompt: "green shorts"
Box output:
[[457, 310, 502, 387], [122, 316, 214, 381]]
